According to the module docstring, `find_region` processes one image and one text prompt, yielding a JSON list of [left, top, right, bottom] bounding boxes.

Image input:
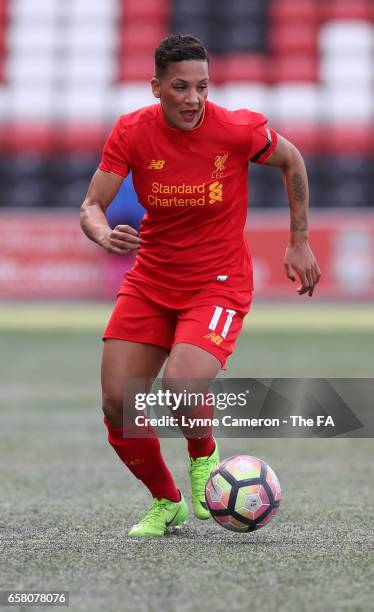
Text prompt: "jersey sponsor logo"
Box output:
[[148, 160, 166, 170], [212, 153, 228, 179], [148, 181, 205, 207], [209, 181, 223, 204], [204, 331, 224, 346], [146, 180, 224, 207]]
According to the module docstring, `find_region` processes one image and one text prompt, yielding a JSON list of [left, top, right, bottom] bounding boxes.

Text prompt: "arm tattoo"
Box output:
[[291, 212, 308, 232], [291, 173, 306, 204]]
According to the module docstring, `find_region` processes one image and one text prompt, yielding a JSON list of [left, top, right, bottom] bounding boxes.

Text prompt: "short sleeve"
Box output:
[[99, 117, 130, 178], [247, 112, 278, 164]]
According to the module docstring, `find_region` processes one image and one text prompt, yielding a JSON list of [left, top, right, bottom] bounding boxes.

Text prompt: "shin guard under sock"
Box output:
[[104, 417, 180, 502]]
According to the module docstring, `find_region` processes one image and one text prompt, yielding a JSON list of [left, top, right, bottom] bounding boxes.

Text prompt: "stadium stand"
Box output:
[[0, 0, 373, 209]]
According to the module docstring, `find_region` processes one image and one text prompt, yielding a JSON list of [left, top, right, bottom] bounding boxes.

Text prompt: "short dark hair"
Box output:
[[155, 33, 209, 79]]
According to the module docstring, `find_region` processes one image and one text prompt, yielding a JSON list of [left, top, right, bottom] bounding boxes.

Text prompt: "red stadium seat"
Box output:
[[270, 0, 319, 23], [270, 54, 318, 83], [57, 125, 108, 153], [0, 0, 7, 20], [119, 52, 155, 81], [319, 0, 372, 21], [0, 0, 8, 82], [119, 22, 167, 52], [1, 124, 54, 154], [213, 54, 270, 84], [270, 23, 318, 54], [118, 0, 169, 82], [277, 126, 323, 155], [121, 0, 170, 21], [320, 126, 374, 154]]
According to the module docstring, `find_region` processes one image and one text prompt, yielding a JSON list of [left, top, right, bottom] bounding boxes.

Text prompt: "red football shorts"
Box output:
[[103, 286, 252, 368]]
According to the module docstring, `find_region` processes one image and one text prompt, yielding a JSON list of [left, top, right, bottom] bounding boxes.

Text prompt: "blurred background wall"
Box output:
[[0, 0, 373, 300]]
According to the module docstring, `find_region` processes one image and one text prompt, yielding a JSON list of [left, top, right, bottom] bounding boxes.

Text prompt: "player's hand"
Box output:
[[101, 225, 141, 255], [284, 242, 321, 297]]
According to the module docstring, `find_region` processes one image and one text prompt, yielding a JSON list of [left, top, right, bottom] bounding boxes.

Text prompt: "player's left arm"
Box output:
[[265, 134, 321, 297]]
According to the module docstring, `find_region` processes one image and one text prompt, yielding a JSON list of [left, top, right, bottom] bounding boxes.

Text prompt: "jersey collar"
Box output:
[[156, 102, 208, 134]]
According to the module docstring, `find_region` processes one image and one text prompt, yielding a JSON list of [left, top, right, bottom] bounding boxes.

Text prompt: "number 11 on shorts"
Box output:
[[209, 306, 236, 339]]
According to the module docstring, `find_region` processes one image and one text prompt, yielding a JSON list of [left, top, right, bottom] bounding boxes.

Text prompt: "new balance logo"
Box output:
[[204, 331, 224, 346], [148, 160, 165, 169], [209, 181, 223, 204], [125, 458, 145, 466]]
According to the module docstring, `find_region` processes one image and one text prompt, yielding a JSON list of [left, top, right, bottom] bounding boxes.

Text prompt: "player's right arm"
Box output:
[[80, 169, 141, 255]]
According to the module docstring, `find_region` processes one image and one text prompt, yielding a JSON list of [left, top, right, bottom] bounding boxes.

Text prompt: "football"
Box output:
[[205, 455, 282, 532]]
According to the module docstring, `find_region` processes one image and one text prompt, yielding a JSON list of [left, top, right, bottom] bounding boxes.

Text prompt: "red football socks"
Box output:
[[104, 417, 180, 502], [173, 397, 216, 460], [187, 436, 216, 460]]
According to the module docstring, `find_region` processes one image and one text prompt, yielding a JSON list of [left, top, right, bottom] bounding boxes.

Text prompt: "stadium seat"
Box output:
[[118, 52, 155, 82], [10, 0, 61, 22], [120, 22, 167, 52], [6, 21, 57, 52], [6, 178, 49, 207], [68, 0, 119, 21], [122, 0, 170, 21], [0, 0, 7, 20], [320, 126, 373, 154], [212, 21, 268, 54], [276, 126, 322, 154], [0, 153, 46, 183], [67, 22, 118, 52], [324, 155, 373, 181], [0, 48, 5, 84], [322, 86, 373, 124], [47, 153, 98, 184], [271, 85, 319, 124], [269, 0, 318, 22], [61, 52, 116, 86], [2, 124, 53, 153], [214, 0, 268, 21], [7, 86, 54, 120], [249, 167, 288, 208], [326, 179, 370, 208], [270, 23, 317, 54], [58, 125, 107, 154], [204, 84, 225, 106], [171, 21, 211, 48], [215, 54, 269, 83], [48, 180, 92, 208], [319, 0, 372, 21], [206, 57, 227, 84], [0, 85, 8, 124], [221, 83, 269, 113], [114, 84, 157, 115], [0, 0, 8, 79], [173, 0, 211, 20], [5, 51, 56, 84], [59, 87, 111, 122], [47, 152, 100, 207], [320, 52, 373, 86], [307, 154, 373, 208], [269, 54, 318, 82], [319, 21, 373, 53]]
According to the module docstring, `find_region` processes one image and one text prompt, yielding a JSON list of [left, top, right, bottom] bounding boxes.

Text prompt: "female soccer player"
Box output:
[[80, 34, 321, 537]]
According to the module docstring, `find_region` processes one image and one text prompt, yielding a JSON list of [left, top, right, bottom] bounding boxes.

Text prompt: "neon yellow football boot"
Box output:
[[189, 442, 220, 520], [128, 495, 188, 537]]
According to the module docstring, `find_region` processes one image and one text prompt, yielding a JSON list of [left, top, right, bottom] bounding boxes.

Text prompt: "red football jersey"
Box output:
[[99, 100, 278, 307]]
